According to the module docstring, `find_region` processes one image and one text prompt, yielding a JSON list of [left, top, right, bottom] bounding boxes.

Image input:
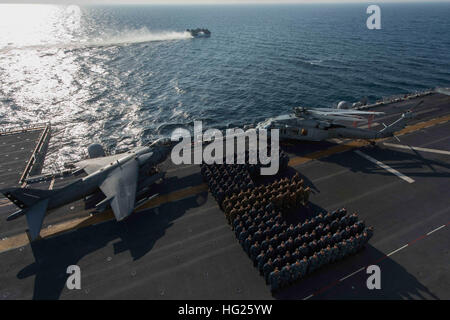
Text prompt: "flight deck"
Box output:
[[0, 91, 449, 300]]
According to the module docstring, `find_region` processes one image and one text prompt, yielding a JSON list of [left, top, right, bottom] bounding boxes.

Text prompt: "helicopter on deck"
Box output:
[[255, 101, 422, 142]]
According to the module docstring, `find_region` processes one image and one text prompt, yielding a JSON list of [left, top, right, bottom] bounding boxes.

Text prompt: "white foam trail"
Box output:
[[0, 28, 193, 51], [86, 28, 193, 47]]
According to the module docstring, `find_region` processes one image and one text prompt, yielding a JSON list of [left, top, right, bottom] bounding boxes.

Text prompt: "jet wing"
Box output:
[[99, 159, 139, 221], [74, 154, 127, 175]]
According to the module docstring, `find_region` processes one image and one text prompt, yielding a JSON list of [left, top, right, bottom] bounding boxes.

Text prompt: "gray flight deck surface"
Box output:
[[0, 92, 449, 300], [0, 129, 44, 188]]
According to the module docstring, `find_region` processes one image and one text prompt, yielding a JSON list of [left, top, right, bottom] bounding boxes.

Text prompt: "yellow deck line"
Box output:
[[134, 183, 208, 212], [1, 114, 449, 253], [288, 140, 368, 166], [0, 202, 12, 208]]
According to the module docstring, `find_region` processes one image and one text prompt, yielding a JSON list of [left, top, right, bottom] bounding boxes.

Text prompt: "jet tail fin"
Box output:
[[1, 188, 54, 241], [25, 199, 49, 241]]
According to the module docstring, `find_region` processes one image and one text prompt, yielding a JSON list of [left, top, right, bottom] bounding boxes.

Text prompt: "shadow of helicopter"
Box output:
[[319, 144, 450, 179]]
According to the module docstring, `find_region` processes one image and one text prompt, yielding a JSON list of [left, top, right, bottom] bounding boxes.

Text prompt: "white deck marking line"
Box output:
[[354, 150, 415, 183], [383, 143, 450, 156], [312, 168, 350, 184], [421, 135, 450, 147], [386, 244, 409, 257], [339, 267, 365, 282], [427, 225, 446, 236], [303, 222, 448, 300], [49, 177, 55, 190]]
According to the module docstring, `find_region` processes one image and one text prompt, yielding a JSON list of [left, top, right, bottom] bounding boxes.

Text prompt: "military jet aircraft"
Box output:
[[1, 138, 173, 241], [255, 103, 420, 142]]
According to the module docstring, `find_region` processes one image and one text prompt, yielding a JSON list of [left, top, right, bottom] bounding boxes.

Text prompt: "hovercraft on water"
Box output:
[[187, 28, 211, 38]]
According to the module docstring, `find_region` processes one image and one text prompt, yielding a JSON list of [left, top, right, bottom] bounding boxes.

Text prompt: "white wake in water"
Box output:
[[86, 28, 193, 47], [0, 28, 193, 51]]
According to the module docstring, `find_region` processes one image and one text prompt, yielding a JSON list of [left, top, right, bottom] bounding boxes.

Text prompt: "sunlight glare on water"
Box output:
[[0, 4, 146, 170], [0, 5, 98, 171], [0, 3, 449, 172], [0, 4, 82, 49]]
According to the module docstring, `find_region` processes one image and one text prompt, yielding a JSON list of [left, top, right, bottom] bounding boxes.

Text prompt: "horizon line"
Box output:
[[1, 0, 450, 6]]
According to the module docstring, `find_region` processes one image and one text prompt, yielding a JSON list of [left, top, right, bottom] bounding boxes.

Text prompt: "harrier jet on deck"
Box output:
[[1, 138, 173, 241]]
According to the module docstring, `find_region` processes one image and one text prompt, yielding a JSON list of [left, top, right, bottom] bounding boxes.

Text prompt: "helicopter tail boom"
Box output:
[[376, 111, 414, 139]]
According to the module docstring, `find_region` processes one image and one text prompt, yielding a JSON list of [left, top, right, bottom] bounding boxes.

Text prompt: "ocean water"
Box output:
[[0, 3, 449, 170]]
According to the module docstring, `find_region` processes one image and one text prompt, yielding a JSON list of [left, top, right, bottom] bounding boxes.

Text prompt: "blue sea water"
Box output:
[[0, 3, 449, 168]]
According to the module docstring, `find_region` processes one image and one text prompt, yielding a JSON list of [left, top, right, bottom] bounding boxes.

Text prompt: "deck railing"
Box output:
[[19, 124, 52, 184], [0, 122, 50, 136]]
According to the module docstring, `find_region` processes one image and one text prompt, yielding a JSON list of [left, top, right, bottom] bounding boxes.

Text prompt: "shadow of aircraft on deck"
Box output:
[[323, 144, 450, 179], [16, 176, 208, 300], [280, 139, 450, 180]]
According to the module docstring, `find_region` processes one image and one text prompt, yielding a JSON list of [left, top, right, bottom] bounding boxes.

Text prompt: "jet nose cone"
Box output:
[[150, 137, 172, 148]]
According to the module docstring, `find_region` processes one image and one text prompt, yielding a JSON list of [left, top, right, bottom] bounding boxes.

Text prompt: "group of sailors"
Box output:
[[222, 173, 311, 224], [233, 207, 374, 292], [200, 153, 374, 293], [201, 163, 255, 205], [200, 150, 289, 206]]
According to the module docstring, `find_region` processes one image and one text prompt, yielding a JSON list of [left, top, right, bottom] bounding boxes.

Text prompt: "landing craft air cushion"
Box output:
[[187, 28, 211, 38], [255, 103, 421, 142], [1, 138, 173, 241]]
